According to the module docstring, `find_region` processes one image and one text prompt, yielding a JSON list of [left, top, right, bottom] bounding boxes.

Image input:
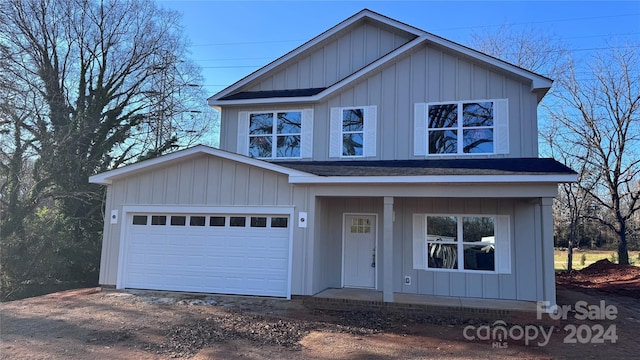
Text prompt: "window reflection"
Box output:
[[427, 101, 494, 154]]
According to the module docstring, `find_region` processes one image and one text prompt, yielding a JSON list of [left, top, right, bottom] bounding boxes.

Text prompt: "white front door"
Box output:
[[343, 214, 376, 288]]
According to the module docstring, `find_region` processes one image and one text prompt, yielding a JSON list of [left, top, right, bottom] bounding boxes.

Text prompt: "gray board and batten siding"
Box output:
[[218, 43, 540, 161], [247, 20, 418, 92]]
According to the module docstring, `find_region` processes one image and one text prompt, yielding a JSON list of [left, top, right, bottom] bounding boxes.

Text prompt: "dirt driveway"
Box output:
[[2, 280, 639, 360]]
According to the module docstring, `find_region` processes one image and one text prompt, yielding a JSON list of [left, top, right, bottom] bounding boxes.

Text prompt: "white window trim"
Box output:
[[412, 213, 511, 274], [414, 99, 508, 156], [238, 109, 313, 159], [330, 105, 377, 158]]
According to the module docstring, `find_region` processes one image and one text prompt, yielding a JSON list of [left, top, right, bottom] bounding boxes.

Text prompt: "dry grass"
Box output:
[[554, 248, 640, 270]]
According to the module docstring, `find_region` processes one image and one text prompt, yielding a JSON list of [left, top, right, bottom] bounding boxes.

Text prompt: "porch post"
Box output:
[[540, 197, 556, 307], [383, 196, 394, 302]]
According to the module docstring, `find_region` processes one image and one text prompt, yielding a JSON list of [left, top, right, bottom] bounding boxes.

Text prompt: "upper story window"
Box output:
[[414, 99, 508, 156], [428, 102, 493, 154], [342, 109, 364, 156], [237, 109, 313, 159], [330, 106, 377, 158], [249, 111, 301, 158]]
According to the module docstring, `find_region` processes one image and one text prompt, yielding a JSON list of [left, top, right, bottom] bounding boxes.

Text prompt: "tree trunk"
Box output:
[[618, 230, 629, 265], [567, 219, 577, 271], [567, 240, 573, 271]]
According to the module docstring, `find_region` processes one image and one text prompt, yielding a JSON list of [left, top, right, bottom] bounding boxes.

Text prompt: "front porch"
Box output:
[[310, 195, 557, 306], [302, 288, 543, 323]]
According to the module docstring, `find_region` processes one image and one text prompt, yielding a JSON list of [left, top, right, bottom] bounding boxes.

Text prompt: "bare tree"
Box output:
[[550, 44, 640, 265], [469, 25, 581, 267], [0, 0, 213, 299], [545, 129, 595, 270], [468, 24, 569, 79]]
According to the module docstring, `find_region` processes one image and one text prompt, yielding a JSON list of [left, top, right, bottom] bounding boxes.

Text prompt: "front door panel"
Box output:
[[343, 214, 376, 288]]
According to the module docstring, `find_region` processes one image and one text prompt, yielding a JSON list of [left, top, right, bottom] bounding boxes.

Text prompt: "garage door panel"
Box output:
[[123, 212, 290, 297]]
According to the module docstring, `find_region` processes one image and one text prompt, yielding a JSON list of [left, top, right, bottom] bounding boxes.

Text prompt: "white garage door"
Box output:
[[121, 212, 291, 297]]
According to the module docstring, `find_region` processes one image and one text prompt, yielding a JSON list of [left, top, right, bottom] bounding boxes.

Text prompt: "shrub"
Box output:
[[0, 206, 100, 301]]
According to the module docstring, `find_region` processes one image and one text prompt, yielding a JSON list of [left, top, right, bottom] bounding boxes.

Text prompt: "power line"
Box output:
[[194, 56, 276, 62], [200, 65, 262, 69], [563, 32, 640, 41], [430, 13, 640, 32], [191, 39, 306, 47], [193, 44, 639, 71], [188, 13, 640, 48], [191, 33, 639, 63]]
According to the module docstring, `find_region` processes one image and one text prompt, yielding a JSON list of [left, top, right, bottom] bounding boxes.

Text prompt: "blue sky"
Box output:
[[157, 0, 640, 98]]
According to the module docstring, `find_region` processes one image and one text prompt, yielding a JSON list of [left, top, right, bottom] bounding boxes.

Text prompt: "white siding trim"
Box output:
[[237, 111, 249, 156], [495, 214, 512, 274], [412, 214, 427, 270], [414, 103, 427, 156], [495, 99, 510, 155], [329, 107, 342, 158], [364, 106, 377, 157], [301, 109, 314, 158]]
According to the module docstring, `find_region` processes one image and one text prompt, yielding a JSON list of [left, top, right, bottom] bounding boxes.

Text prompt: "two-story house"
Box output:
[[90, 9, 576, 307]]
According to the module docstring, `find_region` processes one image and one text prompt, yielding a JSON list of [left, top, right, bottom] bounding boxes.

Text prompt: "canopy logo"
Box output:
[[463, 320, 553, 348], [463, 300, 619, 348]]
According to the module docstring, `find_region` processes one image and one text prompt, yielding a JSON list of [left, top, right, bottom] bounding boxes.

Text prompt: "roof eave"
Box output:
[[89, 145, 312, 185], [288, 174, 577, 184]]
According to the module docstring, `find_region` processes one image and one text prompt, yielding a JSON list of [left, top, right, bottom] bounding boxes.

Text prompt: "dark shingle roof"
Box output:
[[272, 158, 576, 177], [219, 88, 327, 101]]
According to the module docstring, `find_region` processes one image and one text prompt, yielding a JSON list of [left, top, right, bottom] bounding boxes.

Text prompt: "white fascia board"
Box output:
[[208, 10, 423, 103], [208, 36, 427, 107], [288, 174, 577, 184], [89, 145, 314, 185]]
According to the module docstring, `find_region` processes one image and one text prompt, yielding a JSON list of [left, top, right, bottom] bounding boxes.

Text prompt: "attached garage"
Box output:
[[90, 146, 309, 298], [117, 206, 293, 298]]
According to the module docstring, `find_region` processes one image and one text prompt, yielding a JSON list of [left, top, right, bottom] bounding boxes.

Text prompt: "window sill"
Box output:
[[417, 268, 498, 274]]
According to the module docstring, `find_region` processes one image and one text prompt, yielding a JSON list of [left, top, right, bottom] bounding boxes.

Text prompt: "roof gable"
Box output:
[[209, 9, 421, 105], [88, 145, 310, 185], [208, 9, 553, 106]]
